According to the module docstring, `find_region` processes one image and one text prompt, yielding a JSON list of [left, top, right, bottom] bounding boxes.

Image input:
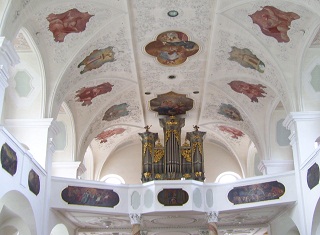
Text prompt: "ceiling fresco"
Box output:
[[3, 0, 320, 233]]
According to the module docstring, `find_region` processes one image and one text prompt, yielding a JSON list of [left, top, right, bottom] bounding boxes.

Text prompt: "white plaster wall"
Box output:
[[4, 49, 43, 119], [269, 109, 293, 161], [52, 108, 75, 162], [301, 47, 320, 111], [99, 143, 141, 184], [204, 143, 242, 182]]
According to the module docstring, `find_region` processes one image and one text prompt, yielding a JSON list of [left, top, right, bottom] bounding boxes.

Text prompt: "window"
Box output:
[[100, 174, 125, 185], [215, 171, 241, 183]]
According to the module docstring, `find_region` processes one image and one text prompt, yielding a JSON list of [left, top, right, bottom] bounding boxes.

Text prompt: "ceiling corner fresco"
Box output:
[[78, 46, 117, 74], [218, 125, 244, 139], [75, 82, 114, 106], [95, 128, 126, 144], [228, 80, 267, 103], [249, 6, 300, 43], [228, 46, 265, 73], [218, 103, 243, 122], [47, 8, 94, 43], [145, 31, 199, 66]]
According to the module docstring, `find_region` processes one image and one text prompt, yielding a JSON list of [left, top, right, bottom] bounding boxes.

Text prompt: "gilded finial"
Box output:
[[144, 125, 152, 132]]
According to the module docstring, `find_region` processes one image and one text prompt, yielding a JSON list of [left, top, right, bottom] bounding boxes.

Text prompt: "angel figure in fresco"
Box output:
[[102, 103, 129, 121], [218, 103, 243, 121], [249, 6, 300, 43], [78, 46, 116, 74], [228, 80, 267, 103], [95, 128, 126, 143], [75, 82, 114, 106], [47, 8, 93, 42], [228, 47, 265, 73], [218, 125, 244, 139]]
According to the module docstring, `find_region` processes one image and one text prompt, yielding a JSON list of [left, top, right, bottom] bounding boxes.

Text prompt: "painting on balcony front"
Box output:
[[61, 186, 119, 208], [158, 188, 189, 206], [1, 143, 17, 176], [228, 181, 285, 205], [28, 169, 40, 195], [307, 163, 319, 190]]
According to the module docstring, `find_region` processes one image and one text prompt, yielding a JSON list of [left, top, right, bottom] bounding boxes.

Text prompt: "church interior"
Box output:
[[1, 0, 320, 234]]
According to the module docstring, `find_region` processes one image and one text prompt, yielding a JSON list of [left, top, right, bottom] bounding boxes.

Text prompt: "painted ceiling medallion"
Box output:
[[145, 31, 199, 66], [47, 8, 93, 42], [149, 91, 193, 116], [249, 6, 300, 43]]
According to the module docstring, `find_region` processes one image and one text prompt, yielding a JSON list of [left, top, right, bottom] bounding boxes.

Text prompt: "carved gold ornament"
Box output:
[[143, 143, 153, 155]]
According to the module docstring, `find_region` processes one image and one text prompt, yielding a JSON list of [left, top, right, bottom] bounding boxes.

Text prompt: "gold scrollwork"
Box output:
[[143, 143, 153, 155], [195, 172, 202, 177], [192, 142, 203, 155], [181, 148, 191, 162], [155, 173, 162, 179], [183, 173, 191, 179], [144, 136, 155, 141], [165, 130, 180, 142], [144, 172, 151, 178], [154, 148, 164, 162]]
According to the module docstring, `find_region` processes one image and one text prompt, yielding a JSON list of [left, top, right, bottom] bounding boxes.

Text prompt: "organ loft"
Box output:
[[139, 92, 206, 182]]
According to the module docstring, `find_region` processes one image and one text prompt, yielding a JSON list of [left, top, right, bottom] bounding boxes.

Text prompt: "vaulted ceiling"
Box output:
[[2, 0, 320, 180]]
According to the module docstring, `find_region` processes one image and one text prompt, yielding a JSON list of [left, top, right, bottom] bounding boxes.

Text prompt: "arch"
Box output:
[[0, 225, 18, 235], [311, 195, 320, 235], [50, 223, 69, 235], [77, 145, 94, 180], [4, 27, 45, 119], [0, 190, 37, 235]]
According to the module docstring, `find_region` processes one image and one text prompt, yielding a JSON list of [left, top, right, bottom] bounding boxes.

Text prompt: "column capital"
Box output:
[[258, 160, 294, 175], [283, 111, 320, 130], [206, 211, 219, 223], [129, 213, 141, 225], [199, 230, 210, 235]]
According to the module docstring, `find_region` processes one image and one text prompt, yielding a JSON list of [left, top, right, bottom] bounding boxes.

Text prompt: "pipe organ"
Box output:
[[140, 116, 206, 182]]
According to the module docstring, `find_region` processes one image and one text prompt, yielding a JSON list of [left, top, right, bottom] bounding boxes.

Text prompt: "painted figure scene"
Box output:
[[145, 31, 199, 66], [1, 143, 17, 176], [47, 8, 93, 42], [228, 181, 285, 205], [157, 188, 189, 206], [61, 186, 120, 208]]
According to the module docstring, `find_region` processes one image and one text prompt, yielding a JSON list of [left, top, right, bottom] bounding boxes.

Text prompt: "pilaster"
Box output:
[[207, 211, 219, 235], [129, 213, 142, 235], [0, 37, 20, 120], [282, 112, 320, 235]]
